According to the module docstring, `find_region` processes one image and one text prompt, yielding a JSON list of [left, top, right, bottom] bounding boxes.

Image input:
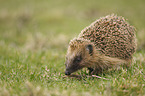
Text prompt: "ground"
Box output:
[[0, 0, 145, 96]]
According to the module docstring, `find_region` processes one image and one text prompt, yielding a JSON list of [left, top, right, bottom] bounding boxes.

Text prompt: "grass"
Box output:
[[0, 0, 145, 95]]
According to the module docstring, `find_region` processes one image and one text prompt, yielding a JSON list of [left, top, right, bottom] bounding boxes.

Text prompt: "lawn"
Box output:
[[0, 0, 145, 95]]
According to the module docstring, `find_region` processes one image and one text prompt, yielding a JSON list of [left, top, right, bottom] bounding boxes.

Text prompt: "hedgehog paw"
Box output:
[[88, 67, 94, 75]]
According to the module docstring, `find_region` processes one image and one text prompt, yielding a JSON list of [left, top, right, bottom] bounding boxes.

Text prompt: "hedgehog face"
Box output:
[[65, 50, 83, 75], [65, 39, 94, 75]]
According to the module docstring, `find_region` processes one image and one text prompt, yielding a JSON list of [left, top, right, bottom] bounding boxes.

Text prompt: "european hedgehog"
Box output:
[[65, 14, 136, 75]]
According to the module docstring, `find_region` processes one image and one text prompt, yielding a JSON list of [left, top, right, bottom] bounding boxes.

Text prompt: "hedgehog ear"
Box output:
[[86, 44, 93, 56]]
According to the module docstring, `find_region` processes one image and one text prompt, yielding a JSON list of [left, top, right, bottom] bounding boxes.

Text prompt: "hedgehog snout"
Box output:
[[65, 70, 71, 75]]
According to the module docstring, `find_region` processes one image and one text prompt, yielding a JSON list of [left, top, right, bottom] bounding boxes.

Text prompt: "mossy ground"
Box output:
[[0, 0, 145, 95]]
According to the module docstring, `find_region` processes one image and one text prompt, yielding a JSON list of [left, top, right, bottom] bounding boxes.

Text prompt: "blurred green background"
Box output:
[[0, 0, 145, 95], [0, 0, 145, 51]]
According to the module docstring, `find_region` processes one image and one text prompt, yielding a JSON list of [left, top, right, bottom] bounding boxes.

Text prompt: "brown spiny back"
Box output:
[[78, 14, 136, 60]]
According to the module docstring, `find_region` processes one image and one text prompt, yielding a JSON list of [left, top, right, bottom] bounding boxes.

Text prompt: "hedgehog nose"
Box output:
[[65, 70, 71, 75]]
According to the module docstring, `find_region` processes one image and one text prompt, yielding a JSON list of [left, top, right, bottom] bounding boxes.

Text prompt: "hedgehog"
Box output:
[[64, 14, 136, 75]]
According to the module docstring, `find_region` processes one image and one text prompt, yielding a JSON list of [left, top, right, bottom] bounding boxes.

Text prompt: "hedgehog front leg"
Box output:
[[88, 67, 103, 75], [87, 67, 94, 75], [90, 67, 102, 75]]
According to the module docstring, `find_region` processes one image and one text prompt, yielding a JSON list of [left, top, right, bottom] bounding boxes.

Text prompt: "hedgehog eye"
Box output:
[[74, 56, 82, 63]]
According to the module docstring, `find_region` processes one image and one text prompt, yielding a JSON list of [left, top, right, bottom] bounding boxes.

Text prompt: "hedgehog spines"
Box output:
[[65, 14, 136, 75], [78, 14, 136, 60]]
